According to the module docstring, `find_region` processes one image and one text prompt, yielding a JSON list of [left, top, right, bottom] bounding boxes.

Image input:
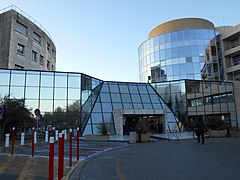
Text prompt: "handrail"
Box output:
[[0, 5, 55, 45]]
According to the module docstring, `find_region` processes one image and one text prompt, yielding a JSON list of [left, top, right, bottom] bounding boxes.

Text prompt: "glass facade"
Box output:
[[0, 69, 180, 135], [151, 80, 238, 129], [139, 28, 216, 82]]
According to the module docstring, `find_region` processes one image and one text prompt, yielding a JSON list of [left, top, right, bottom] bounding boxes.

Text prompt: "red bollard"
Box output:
[[69, 129, 72, 167], [58, 133, 64, 180], [11, 127, 15, 156], [52, 127, 55, 137], [48, 137, 54, 180], [32, 127, 35, 157], [77, 127, 80, 161]]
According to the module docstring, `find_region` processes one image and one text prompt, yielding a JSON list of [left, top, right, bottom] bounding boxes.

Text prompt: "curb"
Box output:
[[65, 161, 82, 180]]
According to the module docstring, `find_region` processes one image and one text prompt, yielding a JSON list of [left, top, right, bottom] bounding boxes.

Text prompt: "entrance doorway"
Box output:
[[123, 114, 162, 135]]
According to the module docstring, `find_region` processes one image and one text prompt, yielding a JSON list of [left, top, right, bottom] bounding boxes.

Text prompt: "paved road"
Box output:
[[0, 140, 128, 179], [0, 140, 128, 160], [71, 138, 240, 180]]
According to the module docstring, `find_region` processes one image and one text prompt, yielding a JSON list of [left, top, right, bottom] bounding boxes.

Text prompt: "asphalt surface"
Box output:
[[71, 138, 240, 180], [0, 140, 128, 179]]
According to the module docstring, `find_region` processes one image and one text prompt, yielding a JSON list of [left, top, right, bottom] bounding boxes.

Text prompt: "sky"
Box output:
[[1, 0, 240, 82]]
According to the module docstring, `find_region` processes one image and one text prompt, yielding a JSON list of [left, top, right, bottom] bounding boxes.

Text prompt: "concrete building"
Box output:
[[0, 5, 56, 71]]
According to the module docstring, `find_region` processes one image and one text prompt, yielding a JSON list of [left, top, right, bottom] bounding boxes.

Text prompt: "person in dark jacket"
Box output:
[[196, 120, 205, 144]]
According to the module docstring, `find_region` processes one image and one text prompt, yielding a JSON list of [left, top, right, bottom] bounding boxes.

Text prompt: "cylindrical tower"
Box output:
[[138, 18, 216, 82]]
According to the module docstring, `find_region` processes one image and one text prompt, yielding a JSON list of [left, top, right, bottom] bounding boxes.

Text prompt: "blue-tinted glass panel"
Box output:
[[123, 103, 133, 109], [101, 103, 112, 112], [41, 74, 54, 87], [40, 100, 53, 112], [26, 72, 40, 87], [92, 103, 102, 113], [10, 86, 24, 98], [179, 64, 187, 75], [119, 84, 129, 93], [159, 34, 164, 44], [170, 31, 177, 42], [140, 94, 151, 103], [111, 93, 121, 102], [137, 85, 148, 94], [146, 85, 155, 94], [129, 85, 138, 93], [166, 66, 173, 76], [91, 113, 103, 123], [131, 94, 141, 103], [196, 29, 204, 39], [133, 103, 143, 109], [55, 73, 67, 88], [40, 87, 53, 99], [0, 71, 10, 86], [121, 94, 131, 103], [101, 83, 109, 93], [68, 74, 81, 88], [25, 100, 38, 112], [109, 84, 119, 93], [11, 71, 25, 86], [0, 86, 9, 96], [159, 50, 165, 60], [55, 88, 67, 99], [172, 65, 179, 74], [171, 48, 178, 58], [100, 93, 111, 102], [82, 125, 92, 136], [149, 94, 160, 103], [25, 87, 39, 99], [177, 47, 185, 57], [184, 29, 190, 40], [143, 103, 152, 109], [190, 29, 197, 39], [103, 113, 112, 123], [54, 100, 66, 110], [165, 49, 171, 59], [164, 33, 171, 43], [68, 89, 80, 99], [177, 30, 184, 41], [112, 103, 123, 109]]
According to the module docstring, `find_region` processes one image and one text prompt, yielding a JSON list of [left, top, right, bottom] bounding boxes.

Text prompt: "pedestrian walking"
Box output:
[[196, 120, 205, 144]]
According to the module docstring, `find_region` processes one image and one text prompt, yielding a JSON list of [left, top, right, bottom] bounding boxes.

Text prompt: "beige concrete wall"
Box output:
[[0, 9, 56, 71]]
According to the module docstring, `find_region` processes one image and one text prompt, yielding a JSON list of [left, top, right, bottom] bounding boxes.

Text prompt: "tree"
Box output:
[[0, 95, 35, 140]]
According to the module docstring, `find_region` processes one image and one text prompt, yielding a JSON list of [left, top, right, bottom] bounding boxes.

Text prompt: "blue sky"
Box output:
[[1, 0, 240, 82]]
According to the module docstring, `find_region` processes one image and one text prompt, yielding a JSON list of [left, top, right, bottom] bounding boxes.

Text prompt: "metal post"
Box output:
[[45, 130, 49, 142], [58, 133, 64, 180], [48, 137, 54, 180], [77, 127, 80, 161], [69, 129, 72, 167], [5, 134, 10, 147], [11, 127, 15, 156], [20, 132, 25, 145], [32, 127, 35, 157]]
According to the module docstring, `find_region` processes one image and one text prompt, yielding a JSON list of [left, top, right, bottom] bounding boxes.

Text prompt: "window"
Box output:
[[40, 55, 44, 65], [33, 32, 41, 45], [47, 60, 50, 70], [233, 55, 240, 66], [231, 38, 239, 48], [17, 43, 25, 55], [15, 21, 27, 36], [47, 43, 50, 53], [32, 51, 37, 62], [15, 64, 24, 69]]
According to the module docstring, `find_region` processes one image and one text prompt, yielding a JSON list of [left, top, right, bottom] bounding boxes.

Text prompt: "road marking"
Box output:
[[115, 161, 126, 180]]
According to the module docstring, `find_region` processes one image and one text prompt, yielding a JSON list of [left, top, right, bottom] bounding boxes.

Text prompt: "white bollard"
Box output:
[[45, 131, 49, 142], [55, 130, 59, 141], [20, 133, 25, 145], [64, 129, 67, 140], [5, 134, 10, 147], [34, 131, 37, 144]]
